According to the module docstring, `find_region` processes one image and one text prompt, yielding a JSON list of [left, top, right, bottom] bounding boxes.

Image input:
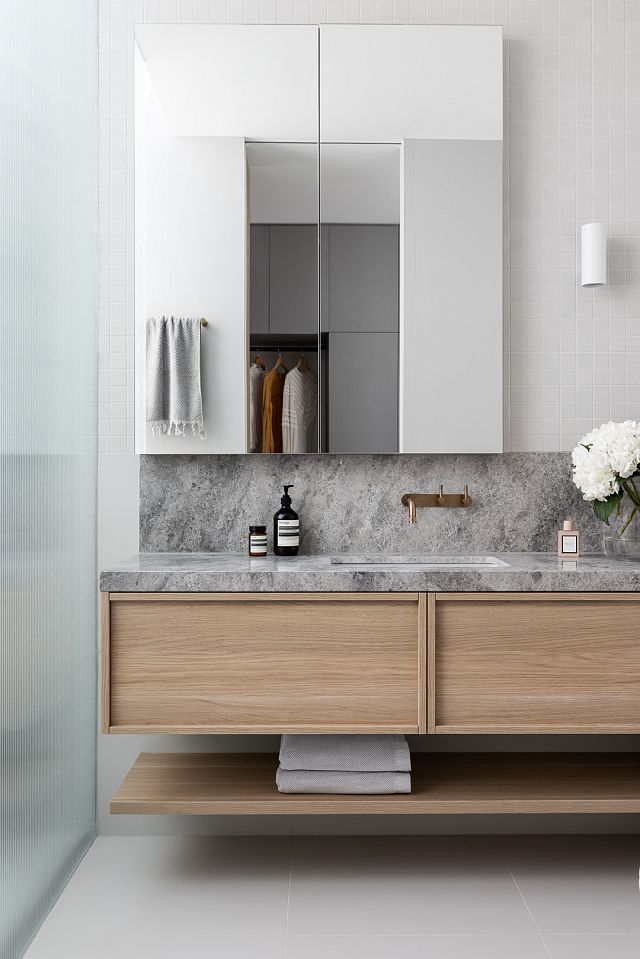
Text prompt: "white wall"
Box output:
[[136, 72, 246, 452], [401, 139, 503, 452]]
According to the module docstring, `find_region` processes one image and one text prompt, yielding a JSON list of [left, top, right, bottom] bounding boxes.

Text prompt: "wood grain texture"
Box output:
[[108, 593, 422, 733], [427, 592, 436, 734], [101, 592, 111, 734], [111, 751, 640, 815], [418, 593, 427, 733], [435, 594, 640, 732]]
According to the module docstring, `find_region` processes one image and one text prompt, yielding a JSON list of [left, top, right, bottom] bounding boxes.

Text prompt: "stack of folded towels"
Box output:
[[276, 734, 411, 794]]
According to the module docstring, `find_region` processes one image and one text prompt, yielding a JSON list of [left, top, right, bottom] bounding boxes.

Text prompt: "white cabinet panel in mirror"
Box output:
[[134, 25, 503, 455]]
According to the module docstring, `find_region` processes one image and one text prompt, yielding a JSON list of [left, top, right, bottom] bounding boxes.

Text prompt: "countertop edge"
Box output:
[[99, 553, 640, 593]]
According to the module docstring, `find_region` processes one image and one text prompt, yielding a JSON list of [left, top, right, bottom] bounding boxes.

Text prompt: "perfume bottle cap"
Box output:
[[563, 519, 574, 531]]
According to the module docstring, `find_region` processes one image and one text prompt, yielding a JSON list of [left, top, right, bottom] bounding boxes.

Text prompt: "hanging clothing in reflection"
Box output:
[[282, 364, 318, 454], [249, 361, 266, 453], [261, 360, 287, 453]]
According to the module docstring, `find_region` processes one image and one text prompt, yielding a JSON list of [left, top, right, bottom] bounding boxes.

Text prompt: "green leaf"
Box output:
[[593, 491, 623, 526]]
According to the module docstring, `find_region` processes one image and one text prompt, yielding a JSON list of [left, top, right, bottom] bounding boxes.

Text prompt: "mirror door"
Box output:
[[319, 25, 503, 453], [135, 25, 319, 454]]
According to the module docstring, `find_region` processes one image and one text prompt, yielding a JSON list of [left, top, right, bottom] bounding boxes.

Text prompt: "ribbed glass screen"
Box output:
[[0, 1, 97, 957]]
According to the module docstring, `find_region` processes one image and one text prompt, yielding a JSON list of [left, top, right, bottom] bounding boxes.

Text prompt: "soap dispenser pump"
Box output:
[[274, 485, 299, 556]]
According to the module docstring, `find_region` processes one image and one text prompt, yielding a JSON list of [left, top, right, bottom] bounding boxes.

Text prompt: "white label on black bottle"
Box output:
[[278, 519, 299, 547]]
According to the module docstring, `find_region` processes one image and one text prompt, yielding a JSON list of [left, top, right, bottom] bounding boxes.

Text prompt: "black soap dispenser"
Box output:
[[273, 485, 299, 556]]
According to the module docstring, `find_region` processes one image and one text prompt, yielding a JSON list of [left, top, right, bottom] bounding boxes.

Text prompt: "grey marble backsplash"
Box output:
[[140, 453, 603, 554]]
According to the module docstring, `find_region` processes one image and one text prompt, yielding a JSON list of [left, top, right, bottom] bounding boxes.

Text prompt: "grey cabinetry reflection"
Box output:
[[269, 225, 318, 335], [326, 225, 399, 453], [328, 225, 398, 333], [249, 224, 318, 337], [249, 225, 270, 335], [327, 333, 398, 453]]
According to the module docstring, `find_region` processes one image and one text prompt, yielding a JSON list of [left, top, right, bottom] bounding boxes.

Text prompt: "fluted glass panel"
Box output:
[[0, 1, 97, 957]]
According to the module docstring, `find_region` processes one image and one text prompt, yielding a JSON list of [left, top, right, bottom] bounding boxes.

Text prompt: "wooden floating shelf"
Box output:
[[111, 752, 640, 816]]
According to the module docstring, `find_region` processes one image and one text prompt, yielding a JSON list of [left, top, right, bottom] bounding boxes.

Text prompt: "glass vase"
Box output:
[[602, 492, 640, 560]]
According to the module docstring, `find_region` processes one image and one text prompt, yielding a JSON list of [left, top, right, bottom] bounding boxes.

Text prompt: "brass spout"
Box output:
[[401, 487, 472, 523]]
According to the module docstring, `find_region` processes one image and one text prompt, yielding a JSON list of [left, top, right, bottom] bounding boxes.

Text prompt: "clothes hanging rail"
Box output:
[[249, 333, 328, 353]]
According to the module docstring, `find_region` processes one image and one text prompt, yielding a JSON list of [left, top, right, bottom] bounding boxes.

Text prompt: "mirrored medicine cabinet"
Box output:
[[134, 24, 503, 454]]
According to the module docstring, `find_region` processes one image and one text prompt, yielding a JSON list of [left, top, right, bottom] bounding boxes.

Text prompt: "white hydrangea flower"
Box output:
[[572, 420, 640, 501]]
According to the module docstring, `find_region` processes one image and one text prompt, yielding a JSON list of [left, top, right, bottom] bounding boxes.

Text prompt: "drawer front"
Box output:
[[105, 593, 425, 733], [434, 594, 640, 733]]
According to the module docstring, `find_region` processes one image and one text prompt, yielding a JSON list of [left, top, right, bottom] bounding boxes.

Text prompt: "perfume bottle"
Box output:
[[558, 519, 579, 558]]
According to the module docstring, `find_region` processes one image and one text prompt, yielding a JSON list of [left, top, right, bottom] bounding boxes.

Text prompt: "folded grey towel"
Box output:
[[279, 735, 411, 772], [276, 767, 411, 794]]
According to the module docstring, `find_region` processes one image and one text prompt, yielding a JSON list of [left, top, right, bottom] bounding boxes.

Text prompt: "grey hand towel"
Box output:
[[279, 735, 411, 772], [276, 767, 411, 794], [146, 316, 204, 437]]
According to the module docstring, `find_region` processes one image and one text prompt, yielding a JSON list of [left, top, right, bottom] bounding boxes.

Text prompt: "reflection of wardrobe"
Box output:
[[250, 223, 398, 454], [250, 225, 317, 335]]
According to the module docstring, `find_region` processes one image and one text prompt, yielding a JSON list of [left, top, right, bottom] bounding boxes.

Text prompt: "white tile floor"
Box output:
[[24, 835, 640, 958]]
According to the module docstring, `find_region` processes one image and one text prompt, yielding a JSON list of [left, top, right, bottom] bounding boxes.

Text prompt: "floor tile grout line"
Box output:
[[283, 834, 295, 958], [283, 933, 562, 939], [505, 855, 553, 959]]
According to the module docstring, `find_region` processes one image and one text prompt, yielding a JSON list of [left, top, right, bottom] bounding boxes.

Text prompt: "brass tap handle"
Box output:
[[436, 484, 445, 505], [461, 484, 471, 507]]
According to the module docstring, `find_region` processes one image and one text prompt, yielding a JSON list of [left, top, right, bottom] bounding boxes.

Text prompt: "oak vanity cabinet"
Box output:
[[430, 593, 640, 734], [102, 593, 426, 735], [102, 591, 640, 737], [104, 590, 640, 816]]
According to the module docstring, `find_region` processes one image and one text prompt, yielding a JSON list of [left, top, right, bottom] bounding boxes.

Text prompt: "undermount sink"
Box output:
[[330, 555, 509, 568]]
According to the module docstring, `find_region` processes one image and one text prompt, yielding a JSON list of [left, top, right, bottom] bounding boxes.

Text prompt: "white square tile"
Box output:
[[288, 838, 537, 936], [285, 934, 549, 959], [543, 935, 640, 959], [26, 933, 284, 959], [505, 837, 640, 935], [26, 837, 291, 948]]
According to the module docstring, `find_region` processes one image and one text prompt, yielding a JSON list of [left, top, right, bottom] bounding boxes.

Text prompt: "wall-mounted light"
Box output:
[[581, 222, 607, 287]]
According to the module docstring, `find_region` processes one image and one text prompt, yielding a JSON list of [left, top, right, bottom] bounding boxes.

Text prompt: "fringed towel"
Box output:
[[146, 316, 205, 438]]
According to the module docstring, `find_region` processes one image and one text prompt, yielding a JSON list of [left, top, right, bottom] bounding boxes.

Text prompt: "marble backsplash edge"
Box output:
[[139, 453, 603, 555]]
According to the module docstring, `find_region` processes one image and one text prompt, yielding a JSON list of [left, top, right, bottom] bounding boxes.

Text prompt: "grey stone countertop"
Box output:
[[100, 552, 640, 593]]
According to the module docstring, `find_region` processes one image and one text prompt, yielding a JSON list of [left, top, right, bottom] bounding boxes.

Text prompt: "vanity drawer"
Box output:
[[103, 592, 426, 734], [433, 594, 640, 733]]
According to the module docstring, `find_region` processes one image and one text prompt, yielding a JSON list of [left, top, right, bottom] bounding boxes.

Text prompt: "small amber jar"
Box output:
[[249, 525, 267, 557]]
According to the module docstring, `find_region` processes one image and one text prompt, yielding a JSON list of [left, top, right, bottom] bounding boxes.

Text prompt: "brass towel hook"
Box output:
[[199, 317, 208, 327]]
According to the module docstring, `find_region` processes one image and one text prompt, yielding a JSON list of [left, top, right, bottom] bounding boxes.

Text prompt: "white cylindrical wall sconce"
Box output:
[[581, 222, 607, 287]]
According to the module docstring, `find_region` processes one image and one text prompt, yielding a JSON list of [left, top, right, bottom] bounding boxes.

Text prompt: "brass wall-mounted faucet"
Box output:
[[401, 486, 471, 524]]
